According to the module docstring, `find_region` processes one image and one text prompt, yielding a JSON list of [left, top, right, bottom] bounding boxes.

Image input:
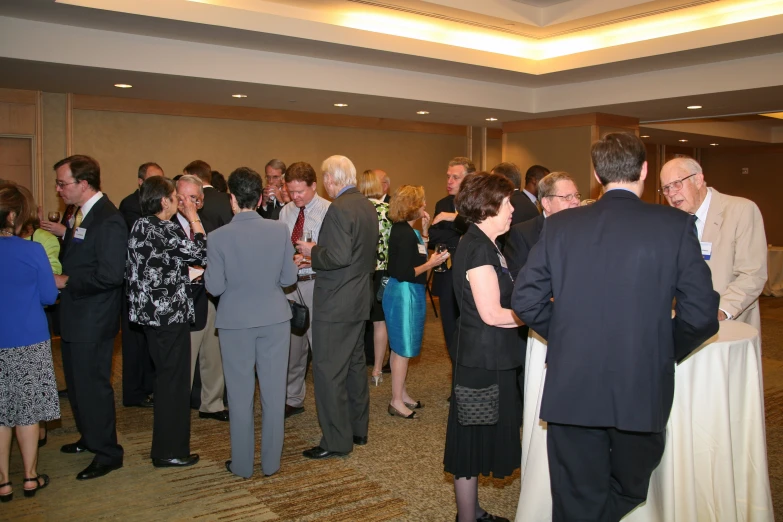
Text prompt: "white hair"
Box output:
[[322, 155, 356, 189], [177, 174, 204, 195], [665, 157, 703, 176]]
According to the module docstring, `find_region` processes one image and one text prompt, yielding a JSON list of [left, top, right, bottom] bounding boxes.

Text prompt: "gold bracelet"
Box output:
[[189, 219, 202, 225]]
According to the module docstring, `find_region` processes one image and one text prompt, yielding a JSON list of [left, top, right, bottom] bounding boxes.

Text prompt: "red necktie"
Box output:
[[291, 207, 305, 247]]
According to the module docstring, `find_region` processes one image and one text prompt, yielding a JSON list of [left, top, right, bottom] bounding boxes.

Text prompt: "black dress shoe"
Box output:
[[199, 410, 229, 422], [302, 446, 347, 459], [61, 441, 88, 454], [125, 396, 154, 408], [76, 461, 122, 480], [353, 435, 368, 446], [284, 405, 305, 418], [476, 513, 509, 522], [152, 454, 199, 468]]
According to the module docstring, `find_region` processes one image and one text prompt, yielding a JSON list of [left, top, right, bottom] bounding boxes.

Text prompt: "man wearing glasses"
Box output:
[[660, 157, 767, 331]]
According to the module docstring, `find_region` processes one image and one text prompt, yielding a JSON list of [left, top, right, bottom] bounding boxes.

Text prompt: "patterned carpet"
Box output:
[[5, 298, 782, 521]]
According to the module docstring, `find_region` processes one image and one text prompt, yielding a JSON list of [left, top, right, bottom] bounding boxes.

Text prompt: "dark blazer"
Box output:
[[387, 221, 427, 285], [60, 195, 128, 343], [257, 200, 284, 220], [512, 189, 720, 433], [201, 187, 233, 229], [311, 187, 379, 322], [381, 194, 390, 204], [118, 189, 142, 232], [504, 214, 545, 278], [429, 194, 468, 296], [511, 190, 539, 226]]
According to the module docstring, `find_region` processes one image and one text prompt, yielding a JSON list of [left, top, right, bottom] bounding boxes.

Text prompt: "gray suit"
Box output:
[[205, 211, 298, 477], [311, 186, 379, 453]]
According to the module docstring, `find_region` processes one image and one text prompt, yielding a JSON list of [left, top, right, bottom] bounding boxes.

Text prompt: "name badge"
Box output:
[[497, 252, 508, 269], [700, 241, 712, 260], [417, 243, 427, 255], [73, 227, 87, 241]]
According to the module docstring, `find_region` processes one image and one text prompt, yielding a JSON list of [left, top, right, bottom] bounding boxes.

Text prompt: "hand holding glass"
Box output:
[[434, 244, 448, 272], [48, 211, 61, 223]]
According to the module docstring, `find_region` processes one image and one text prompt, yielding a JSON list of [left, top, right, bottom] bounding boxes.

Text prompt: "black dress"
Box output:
[[443, 224, 524, 479]]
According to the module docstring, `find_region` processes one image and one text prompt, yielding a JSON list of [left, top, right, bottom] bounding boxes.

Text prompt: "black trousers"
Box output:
[[143, 322, 192, 459], [61, 338, 124, 465], [121, 297, 155, 405], [437, 270, 460, 361], [547, 423, 665, 522]]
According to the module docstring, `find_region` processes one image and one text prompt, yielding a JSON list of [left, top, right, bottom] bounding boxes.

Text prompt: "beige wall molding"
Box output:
[[504, 113, 639, 134], [71, 95, 467, 137], [0, 88, 44, 203], [0, 88, 38, 105]]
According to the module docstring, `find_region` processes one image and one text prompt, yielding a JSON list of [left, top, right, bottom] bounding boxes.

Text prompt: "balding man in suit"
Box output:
[[660, 157, 767, 332]]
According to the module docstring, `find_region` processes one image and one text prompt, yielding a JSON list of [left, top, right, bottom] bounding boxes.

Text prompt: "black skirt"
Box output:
[[370, 270, 388, 322], [443, 364, 522, 479]]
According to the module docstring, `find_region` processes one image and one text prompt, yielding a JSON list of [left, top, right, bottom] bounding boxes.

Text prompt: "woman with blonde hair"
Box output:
[[357, 170, 392, 385], [383, 185, 449, 418]]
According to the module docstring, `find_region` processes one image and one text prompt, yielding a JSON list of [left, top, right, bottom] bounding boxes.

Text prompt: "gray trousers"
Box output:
[[218, 322, 290, 478], [312, 319, 370, 454], [190, 298, 225, 413], [285, 279, 314, 408]]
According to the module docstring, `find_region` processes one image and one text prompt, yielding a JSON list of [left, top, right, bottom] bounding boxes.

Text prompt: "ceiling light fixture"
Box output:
[[486, 117, 498, 121], [640, 135, 650, 138], [114, 83, 132, 89], [416, 111, 430, 115], [679, 139, 689, 142], [334, 103, 348, 107], [710, 143, 719, 146], [231, 94, 247, 98], [687, 105, 703, 110]]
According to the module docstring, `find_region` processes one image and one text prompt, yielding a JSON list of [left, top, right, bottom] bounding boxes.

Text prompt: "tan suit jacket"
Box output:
[[702, 188, 767, 332]]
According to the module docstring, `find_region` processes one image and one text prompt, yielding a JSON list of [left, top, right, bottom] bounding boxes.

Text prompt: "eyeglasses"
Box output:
[[547, 192, 581, 202], [55, 180, 79, 188], [659, 173, 696, 195]]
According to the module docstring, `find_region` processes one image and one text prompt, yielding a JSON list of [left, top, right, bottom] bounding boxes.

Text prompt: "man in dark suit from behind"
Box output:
[[258, 159, 286, 220], [512, 133, 720, 522], [429, 156, 474, 362], [118, 162, 164, 408], [492, 162, 540, 227], [296, 155, 379, 459], [53, 155, 127, 480], [184, 160, 233, 228]]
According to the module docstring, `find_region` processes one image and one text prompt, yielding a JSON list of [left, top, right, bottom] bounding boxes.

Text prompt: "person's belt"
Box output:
[[298, 274, 316, 282]]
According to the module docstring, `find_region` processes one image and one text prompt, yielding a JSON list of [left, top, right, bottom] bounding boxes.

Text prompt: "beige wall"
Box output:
[[70, 109, 467, 216], [504, 126, 593, 196], [42, 93, 66, 213], [487, 138, 502, 171], [700, 146, 783, 245]]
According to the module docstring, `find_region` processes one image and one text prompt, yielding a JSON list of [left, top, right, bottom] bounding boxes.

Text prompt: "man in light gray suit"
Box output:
[[297, 155, 380, 459]]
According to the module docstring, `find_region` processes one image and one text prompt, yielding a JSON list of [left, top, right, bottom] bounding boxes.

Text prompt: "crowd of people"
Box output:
[[0, 131, 768, 521]]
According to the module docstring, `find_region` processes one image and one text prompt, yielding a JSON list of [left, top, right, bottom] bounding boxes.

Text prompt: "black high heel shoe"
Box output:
[[0, 481, 12, 502], [23, 475, 49, 498], [388, 404, 416, 419]]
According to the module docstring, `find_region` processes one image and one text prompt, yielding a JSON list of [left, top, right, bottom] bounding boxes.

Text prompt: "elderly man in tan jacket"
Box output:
[[660, 157, 767, 332]]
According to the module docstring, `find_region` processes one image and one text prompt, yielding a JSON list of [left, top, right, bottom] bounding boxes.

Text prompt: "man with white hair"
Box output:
[[660, 157, 767, 331], [375, 169, 391, 203], [297, 155, 379, 459]]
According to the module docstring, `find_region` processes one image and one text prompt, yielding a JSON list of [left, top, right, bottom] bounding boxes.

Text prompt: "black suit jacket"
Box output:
[[257, 200, 283, 220], [511, 190, 539, 226], [118, 189, 142, 232], [172, 213, 217, 331], [381, 194, 390, 204], [311, 187, 379, 322], [512, 189, 719, 432], [429, 195, 468, 296], [60, 195, 128, 343], [201, 187, 233, 229], [504, 214, 545, 278]]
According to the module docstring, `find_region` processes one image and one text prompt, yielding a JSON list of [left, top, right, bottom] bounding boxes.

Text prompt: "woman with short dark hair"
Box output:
[[205, 167, 298, 478], [126, 176, 207, 468], [0, 183, 59, 500], [444, 172, 524, 522], [383, 185, 449, 418]]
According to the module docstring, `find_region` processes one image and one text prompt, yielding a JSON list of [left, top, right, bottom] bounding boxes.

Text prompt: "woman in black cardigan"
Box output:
[[382, 185, 449, 419]]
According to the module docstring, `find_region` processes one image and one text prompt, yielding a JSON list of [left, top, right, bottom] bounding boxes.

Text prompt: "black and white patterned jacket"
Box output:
[[126, 216, 207, 326]]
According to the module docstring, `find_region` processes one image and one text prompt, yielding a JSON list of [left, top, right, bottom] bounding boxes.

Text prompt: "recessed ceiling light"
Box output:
[[231, 94, 247, 98], [679, 139, 689, 142], [687, 105, 702, 110], [334, 103, 348, 107], [640, 135, 650, 138], [416, 111, 430, 115], [486, 117, 498, 121], [114, 83, 132, 89], [710, 143, 719, 146]]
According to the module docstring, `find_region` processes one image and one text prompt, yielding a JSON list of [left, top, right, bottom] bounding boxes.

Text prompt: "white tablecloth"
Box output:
[[763, 246, 783, 297], [515, 321, 773, 522]]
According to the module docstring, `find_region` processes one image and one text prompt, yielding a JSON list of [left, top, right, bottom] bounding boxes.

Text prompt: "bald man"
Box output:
[[660, 157, 767, 332]]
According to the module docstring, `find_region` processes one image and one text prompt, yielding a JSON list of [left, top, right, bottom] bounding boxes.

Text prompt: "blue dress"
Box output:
[[382, 224, 427, 358]]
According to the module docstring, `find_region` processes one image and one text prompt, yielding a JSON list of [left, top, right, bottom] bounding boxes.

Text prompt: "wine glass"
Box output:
[[302, 231, 313, 262], [434, 243, 448, 272], [48, 211, 61, 223]]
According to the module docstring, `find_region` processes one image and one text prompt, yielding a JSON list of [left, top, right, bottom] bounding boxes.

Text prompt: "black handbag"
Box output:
[[376, 276, 390, 302], [288, 285, 309, 331]]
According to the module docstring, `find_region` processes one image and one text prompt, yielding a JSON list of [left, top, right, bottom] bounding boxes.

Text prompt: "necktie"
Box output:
[[74, 208, 84, 229], [291, 207, 305, 247], [692, 215, 699, 240]]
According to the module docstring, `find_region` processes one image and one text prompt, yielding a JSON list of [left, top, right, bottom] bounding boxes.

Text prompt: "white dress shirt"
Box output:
[[694, 188, 713, 241], [523, 189, 537, 204], [278, 194, 331, 276], [79, 191, 104, 221]]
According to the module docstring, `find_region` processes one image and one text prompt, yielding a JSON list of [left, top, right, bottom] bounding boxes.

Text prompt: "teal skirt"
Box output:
[[382, 278, 425, 358]]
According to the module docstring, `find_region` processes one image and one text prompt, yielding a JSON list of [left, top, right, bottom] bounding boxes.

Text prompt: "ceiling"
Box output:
[[0, 0, 781, 145]]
